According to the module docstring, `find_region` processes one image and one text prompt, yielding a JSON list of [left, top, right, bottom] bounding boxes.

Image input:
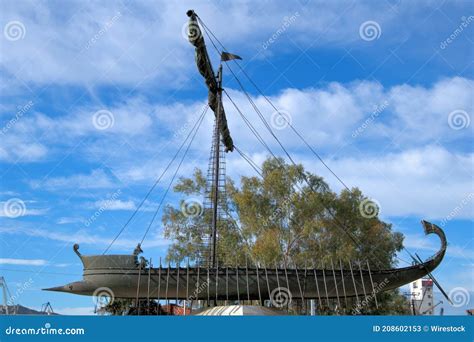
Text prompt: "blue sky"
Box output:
[[0, 0, 472, 315]]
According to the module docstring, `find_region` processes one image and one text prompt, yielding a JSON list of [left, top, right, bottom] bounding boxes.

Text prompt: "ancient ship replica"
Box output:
[[45, 10, 448, 314]]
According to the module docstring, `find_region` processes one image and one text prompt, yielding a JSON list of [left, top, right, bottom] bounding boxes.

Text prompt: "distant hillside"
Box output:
[[0, 305, 59, 315]]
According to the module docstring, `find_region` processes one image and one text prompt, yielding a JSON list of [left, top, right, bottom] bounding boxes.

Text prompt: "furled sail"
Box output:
[[186, 10, 234, 152]]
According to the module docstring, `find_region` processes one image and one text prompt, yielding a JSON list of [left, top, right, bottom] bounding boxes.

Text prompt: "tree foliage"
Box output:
[[162, 157, 409, 314], [163, 157, 403, 268]]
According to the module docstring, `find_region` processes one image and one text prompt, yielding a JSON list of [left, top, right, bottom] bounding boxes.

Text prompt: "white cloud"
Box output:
[[36, 97, 154, 138], [223, 145, 473, 220], [0, 1, 439, 87], [446, 244, 474, 260], [124, 77, 473, 157], [0, 191, 18, 196], [309, 145, 473, 219], [0, 97, 163, 163], [94, 199, 136, 211], [97, 78, 472, 220], [386, 77, 473, 143], [0, 201, 48, 218], [56, 217, 83, 225], [4, 77, 471, 166], [0, 258, 47, 266], [0, 136, 47, 163], [3, 77, 471, 220], [53, 263, 76, 268], [0, 226, 170, 251], [30, 169, 117, 191]]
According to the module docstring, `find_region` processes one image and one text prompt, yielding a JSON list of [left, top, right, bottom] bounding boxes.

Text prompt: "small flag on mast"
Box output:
[[221, 51, 242, 62]]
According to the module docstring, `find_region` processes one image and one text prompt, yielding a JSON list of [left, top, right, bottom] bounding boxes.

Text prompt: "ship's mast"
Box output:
[[210, 63, 223, 268], [186, 10, 240, 268]]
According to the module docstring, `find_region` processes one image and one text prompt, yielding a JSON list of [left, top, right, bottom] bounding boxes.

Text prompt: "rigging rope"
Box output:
[[197, 16, 350, 191], [140, 106, 207, 245], [234, 146, 263, 177], [225, 88, 374, 262], [223, 89, 273, 155], [197, 17, 416, 267], [102, 105, 209, 254], [235, 144, 412, 267], [198, 19, 369, 257], [230, 90, 415, 266]]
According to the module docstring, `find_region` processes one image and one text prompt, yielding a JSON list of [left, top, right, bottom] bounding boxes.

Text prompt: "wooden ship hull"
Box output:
[[45, 221, 446, 302]]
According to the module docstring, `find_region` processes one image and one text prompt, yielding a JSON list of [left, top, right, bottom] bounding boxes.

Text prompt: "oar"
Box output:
[[414, 253, 452, 305]]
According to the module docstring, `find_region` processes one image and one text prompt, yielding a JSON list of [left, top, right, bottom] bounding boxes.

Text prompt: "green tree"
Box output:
[[162, 156, 409, 314]]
